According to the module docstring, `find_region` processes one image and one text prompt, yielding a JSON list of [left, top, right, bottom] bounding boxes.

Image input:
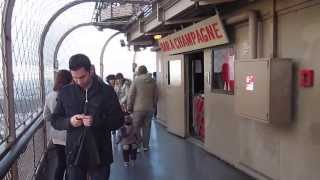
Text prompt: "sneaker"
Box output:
[[143, 147, 149, 151], [124, 162, 129, 167]]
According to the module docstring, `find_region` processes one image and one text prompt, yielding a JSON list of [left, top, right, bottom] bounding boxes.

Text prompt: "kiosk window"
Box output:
[[168, 59, 181, 86], [211, 47, 235, 94]]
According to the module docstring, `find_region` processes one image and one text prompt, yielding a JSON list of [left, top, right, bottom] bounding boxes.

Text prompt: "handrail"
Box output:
[[0, 112, 44, 179]]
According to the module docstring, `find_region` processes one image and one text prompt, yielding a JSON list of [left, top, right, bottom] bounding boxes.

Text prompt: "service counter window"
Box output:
[[211, 46, 235, 94], [168, 59, 181, 86]]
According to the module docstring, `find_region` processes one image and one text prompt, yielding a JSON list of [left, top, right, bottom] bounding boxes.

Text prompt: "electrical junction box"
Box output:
[[234, 58, 292, 124]]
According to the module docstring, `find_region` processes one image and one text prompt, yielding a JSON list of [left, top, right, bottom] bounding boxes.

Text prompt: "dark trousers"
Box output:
[[122, 144, 137, 162], [47, 144, 66, 180], [67, 165, 110, 180]]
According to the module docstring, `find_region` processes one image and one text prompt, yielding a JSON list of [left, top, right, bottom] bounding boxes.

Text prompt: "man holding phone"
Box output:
[[51, 54, 124, 180]]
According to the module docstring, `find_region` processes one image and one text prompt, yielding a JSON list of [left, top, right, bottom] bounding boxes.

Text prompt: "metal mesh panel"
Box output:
[[33, 127, 45, 168], [15, 125, 45, 180], [11, 0, 76, 134], [17, 135, 35, 180], [2, 170, 12, 180]]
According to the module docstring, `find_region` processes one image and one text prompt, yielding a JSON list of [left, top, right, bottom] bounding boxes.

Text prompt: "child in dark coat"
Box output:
[[117, 114, 140, 167]]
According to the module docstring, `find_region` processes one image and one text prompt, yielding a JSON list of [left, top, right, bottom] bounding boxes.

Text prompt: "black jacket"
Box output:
[[51, 76, 124, 166]]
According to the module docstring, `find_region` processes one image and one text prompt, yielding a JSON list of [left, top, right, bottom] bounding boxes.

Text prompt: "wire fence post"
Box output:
[[2, 0, 18, 179]]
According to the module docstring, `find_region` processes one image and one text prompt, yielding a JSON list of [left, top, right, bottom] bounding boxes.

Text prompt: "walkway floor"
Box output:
[[109, 121, 255, 180]]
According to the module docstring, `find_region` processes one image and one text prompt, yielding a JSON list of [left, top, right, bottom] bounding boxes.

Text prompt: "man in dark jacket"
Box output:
[[51, 54, 124, 180]]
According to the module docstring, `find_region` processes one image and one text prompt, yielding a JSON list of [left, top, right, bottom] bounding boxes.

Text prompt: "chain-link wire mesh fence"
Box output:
[[0, 0, 94, 179], [11, 0, 80, 135]]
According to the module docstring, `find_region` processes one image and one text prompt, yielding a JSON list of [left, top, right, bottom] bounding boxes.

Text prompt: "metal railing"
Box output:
[[0, 113, 45, 180]]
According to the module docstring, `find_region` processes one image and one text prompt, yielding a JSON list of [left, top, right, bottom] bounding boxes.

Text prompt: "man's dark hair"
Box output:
[[53, 69, 72, 91], [115, 73, 124, 79], [106, 74, 115, 82], [69, 54, 91, 72]]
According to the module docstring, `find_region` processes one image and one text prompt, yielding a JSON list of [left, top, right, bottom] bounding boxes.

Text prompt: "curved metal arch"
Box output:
[[53, 22, 95, 69], [38, 0, 97, 71], [53, 23, 121, 78], [99, 31, 121, 78]]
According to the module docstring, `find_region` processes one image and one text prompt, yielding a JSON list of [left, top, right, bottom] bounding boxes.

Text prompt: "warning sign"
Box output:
[[246, 75, 255, 91]]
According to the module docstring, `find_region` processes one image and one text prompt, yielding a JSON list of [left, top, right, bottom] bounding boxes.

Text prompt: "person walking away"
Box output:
[[127, 65, 157, 151], [51, 54, 124, 180], [43, 70, 72, 180], [116, 113, 140, 167]]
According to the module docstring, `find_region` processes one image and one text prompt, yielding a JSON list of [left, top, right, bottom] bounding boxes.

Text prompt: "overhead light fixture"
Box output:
[[153, 34, 162, 40]]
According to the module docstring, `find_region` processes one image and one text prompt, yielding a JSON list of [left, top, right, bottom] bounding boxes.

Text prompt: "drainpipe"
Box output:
[[272, 0, 277, 58], [224, 10, 258, 59]]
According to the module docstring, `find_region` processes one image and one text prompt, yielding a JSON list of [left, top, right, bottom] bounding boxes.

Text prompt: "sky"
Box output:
[[57, 27, 156, 80]]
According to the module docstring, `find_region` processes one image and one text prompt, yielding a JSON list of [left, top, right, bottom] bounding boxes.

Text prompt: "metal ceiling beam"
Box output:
[[190, 0, 236, 5], [117, 0, 153, 5], [164, 16, 211, 25], [130, 40, 154, 46], [144, 30, 174, 35], [127, 0, 195, 42]]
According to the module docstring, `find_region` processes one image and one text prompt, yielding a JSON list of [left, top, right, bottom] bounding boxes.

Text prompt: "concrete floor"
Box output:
[[109, 121, 255, 180]]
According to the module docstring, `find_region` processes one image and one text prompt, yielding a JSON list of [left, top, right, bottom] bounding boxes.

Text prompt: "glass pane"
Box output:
[[168, 60, 181, 86], [212, 47, 235, 93]]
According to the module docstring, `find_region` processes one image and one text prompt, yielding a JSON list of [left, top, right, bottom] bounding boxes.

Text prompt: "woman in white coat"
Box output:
[[43, 69, 72, 180]]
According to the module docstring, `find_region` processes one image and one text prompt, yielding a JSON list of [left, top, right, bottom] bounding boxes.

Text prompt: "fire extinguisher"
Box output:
[[222, 63, 229, 91]]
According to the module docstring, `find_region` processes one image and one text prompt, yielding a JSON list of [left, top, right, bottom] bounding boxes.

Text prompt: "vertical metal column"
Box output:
[[39, 39, 45, 107], [2, 0, 18, 179], [132, 51, 137, 79]]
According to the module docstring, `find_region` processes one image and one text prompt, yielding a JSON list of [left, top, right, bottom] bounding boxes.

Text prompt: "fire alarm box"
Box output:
[[234, 58, 292, 124], [300, 69, 314, 87]]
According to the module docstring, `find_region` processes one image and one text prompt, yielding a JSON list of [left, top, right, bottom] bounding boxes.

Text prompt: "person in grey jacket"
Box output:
[[43, 69, 72, 180], [127, 65, 157, 151]]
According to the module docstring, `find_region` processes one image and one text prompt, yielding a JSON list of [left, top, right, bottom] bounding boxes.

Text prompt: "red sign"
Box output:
[[159, 15, 229, 54]]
